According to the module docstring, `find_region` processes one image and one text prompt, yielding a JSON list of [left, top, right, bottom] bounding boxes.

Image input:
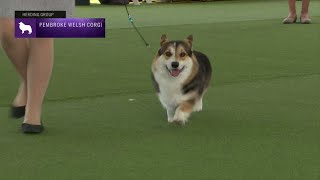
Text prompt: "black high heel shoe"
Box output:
[[21, 123, 44, 134], [10, 105, 26, 119]]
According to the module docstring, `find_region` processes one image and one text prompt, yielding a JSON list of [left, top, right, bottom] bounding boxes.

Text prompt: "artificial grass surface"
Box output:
[[1, 1, 320, 179]]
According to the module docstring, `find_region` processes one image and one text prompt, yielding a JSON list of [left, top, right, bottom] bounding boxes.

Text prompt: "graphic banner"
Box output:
[[15, 18, 106, 38]]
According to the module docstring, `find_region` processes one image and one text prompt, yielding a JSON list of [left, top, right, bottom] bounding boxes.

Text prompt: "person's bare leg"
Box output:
[[24, 38, 54, 125], [13, 83, 27, 107], [0, 18, 29, 107], [301, 0, 311, 23], [288, 0, 297, 17], [283, 0, 297, 23]]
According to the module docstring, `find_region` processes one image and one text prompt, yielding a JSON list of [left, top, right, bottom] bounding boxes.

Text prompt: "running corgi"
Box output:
[[151, 34, 212, 125]]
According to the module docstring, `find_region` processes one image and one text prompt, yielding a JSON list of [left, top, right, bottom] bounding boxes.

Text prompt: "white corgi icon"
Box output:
[[19, 22, 32, 34]]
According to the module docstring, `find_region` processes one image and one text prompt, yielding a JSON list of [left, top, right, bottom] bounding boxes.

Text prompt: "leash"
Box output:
[[123, 1, 156, 56]]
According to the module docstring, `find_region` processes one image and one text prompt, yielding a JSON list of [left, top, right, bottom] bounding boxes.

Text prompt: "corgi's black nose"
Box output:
[[171, 62, 179, 69]]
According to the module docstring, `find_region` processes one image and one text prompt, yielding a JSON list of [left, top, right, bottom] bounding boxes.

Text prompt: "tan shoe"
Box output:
[[283, 16, 297, 24], [301, 17, 312, 24]]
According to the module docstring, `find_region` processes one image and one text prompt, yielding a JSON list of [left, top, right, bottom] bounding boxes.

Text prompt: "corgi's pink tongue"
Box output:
[[170, 69, 181, 77]]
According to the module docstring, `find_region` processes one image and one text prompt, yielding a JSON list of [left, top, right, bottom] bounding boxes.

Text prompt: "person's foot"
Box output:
[[21, 123, 44, 134], [300, 14, 312, 24], [11, 83, 27, 118], [283, 15, 297, 24], [22, 119, 43, 134], [10, 105, 26, 119], [22, 113, 44, 133]]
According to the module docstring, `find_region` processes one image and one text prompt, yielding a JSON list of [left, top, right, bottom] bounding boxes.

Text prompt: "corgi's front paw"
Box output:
[[173, 111, 189, 125], [193, 104, 202, 112], [166, 108, 176, 123], [193, 99, 203, 112]]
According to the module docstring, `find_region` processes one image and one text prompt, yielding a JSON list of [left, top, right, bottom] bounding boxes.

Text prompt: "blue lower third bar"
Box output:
[[15, 18, 106, 38]]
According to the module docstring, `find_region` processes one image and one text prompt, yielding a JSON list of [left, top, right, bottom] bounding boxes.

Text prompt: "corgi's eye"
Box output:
[[165, 52, 172, 57], [180, 52, 186, 58]]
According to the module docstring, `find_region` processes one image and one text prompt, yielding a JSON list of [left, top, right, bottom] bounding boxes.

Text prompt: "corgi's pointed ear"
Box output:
[[185, 35, 193, 47], [160, 34, 168, 46]]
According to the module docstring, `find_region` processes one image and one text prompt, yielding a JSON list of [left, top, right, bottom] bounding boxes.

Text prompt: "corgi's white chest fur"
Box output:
[[154, 68, 192, 109]]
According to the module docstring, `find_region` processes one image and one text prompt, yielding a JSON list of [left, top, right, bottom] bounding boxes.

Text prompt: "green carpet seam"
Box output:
[[0, 72, 319, 107], [107, 15, 320, 30]]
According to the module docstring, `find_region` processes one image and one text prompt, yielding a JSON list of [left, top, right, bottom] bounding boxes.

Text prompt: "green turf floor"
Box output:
[[1, 1, 320, 179]]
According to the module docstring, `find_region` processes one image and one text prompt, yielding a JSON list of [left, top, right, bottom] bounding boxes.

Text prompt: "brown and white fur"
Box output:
[[151, 34, 212, 125]]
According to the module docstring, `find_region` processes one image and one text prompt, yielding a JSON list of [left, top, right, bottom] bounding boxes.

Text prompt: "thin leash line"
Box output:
[[124, 2, 148, 46], [123, 1, 156, 56]]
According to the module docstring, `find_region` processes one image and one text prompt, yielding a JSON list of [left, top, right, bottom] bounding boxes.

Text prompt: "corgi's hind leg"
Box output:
[[173, 99, 195, 125]]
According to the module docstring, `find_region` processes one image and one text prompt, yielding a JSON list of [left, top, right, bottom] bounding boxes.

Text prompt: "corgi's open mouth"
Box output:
[[166, 66, 185, 77]]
